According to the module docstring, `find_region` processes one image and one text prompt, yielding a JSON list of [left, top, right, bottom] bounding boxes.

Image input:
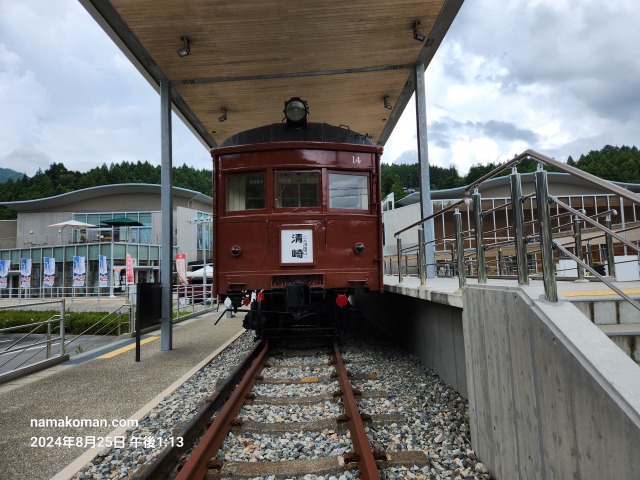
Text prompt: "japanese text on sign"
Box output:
[[281, 229, 313, 264]]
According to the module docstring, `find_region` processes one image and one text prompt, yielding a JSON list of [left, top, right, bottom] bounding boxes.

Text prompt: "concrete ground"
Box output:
[[0, 311, 245, 480]]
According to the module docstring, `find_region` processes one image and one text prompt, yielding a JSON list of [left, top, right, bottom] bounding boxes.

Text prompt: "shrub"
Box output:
[[0, 310, 129, 335]]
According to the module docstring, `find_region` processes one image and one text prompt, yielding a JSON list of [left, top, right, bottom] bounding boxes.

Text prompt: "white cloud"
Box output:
[[1, 0, 639, 178], [0, 0, 206, 177], [385, 0, 640, 175]]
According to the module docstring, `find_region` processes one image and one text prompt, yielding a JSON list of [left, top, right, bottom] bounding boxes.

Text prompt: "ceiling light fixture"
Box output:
[[413, 21, 426, 42], [218, 107, 227, 123], [177, 36, 191, 57], [383, 96, 393, 110]]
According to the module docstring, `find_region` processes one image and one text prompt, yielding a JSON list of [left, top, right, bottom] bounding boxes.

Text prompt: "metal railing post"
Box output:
[[535, 167, 558, 302], [417, 228, 426, 286], [573, 215, 586, 282], [472, 188, 487, 284], [605, 214, 616, 277], [450, 244, 455, 276], [510, 168, 529, 285], [498, 248, 504, 276], [46, 321, 52, 359], [60, 299, 66, 356], [454, 208, 466, 289], [397, 237, 403, 284]]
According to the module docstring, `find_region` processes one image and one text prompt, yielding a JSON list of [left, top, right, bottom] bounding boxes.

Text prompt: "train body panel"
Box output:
[[216, 215, 381, 293], [211, 114, 383, 339]]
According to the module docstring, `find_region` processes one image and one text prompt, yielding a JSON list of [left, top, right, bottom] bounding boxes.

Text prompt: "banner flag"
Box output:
[[73, 256, 86, 287], [20, 258, 32, 288], [43, 257, 56, 287], [99, 255, 108, 287], [175, 253, 187, 285], [0, 260, 9, 289]]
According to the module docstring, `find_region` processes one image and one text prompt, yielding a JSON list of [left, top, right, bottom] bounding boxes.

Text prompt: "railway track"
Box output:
[[173, 340, 382, 479], [124, 334, 490, 480]]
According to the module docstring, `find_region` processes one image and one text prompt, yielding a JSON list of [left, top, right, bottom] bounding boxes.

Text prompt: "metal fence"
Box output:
[[388, 149, 640, 314]]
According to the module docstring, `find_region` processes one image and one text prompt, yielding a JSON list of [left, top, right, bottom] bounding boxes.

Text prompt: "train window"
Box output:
[[275, 172, 320, 208], [329, 173, 368, 210], [226, 174, 265, 211]]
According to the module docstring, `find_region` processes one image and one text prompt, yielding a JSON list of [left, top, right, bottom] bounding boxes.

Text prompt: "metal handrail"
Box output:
[[388, 148, 640, 306], [394, 198, 467, 237], [1, 315, 60, 353], [526, 150, 640, 205], [551, 197, 640, 254], [63, 304, 131, 352], [464, 149, 640, 206], [554, 242, 640, 313]]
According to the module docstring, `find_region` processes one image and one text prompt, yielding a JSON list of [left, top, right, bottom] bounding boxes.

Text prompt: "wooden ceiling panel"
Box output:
[[177, 68, 411, 144], [81, 0, 462, 148]]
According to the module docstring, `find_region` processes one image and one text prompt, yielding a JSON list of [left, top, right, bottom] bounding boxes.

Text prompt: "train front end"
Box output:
[[212, 105, 383, 339]]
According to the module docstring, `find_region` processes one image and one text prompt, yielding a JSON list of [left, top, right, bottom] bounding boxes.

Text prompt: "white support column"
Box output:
[[414, 65, 436, 278], [160, 80, 174, 351]]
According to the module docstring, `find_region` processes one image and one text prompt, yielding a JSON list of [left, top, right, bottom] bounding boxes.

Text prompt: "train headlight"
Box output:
[[284, 97, 308, 126], [353, 242, 365, 255], [230, 245, 242, 257]]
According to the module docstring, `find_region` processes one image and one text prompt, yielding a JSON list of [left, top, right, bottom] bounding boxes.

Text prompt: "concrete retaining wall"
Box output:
[[352, 290, 466, 397], [463, 285, 640, 479]]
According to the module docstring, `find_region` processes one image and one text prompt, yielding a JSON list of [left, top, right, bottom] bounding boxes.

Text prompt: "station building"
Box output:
[[0, 184, 212, 298], [2, 174, 639, 298], [382, 172, 640, 276]]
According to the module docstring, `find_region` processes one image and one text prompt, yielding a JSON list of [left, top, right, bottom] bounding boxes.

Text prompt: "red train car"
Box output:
[[211, 98, 383, 339]]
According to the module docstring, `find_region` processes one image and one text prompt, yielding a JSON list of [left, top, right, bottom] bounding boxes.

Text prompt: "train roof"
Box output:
[[217, 122, 377, 148]]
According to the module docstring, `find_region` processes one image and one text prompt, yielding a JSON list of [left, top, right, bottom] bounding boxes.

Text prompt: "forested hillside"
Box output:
[[0, 145, 638, 219], [0, 167, 24, 183], [0, 161, 212, 220], [381, 145, 640, 199]]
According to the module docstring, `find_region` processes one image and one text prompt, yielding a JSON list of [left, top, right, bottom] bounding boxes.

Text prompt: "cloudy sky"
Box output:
[[1, 0, 638, 177]]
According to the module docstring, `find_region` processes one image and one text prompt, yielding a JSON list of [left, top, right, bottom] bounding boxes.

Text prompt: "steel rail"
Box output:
[[464, 149, 640, 206], [481, 192, 537, 217], [333, 342, 380, 480], [175, 340, 270, 480], [394, 198, 467, 237], [554, 242, 640, 313], [136, 340, 266, 480], [551, 197, 640, 254], [575, 223, 640, 243]]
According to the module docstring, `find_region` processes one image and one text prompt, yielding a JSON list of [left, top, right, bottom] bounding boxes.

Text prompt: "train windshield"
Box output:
[[226, 173, 265, 211], [329, 173, 368, 210], [275, 172, 320, 208]]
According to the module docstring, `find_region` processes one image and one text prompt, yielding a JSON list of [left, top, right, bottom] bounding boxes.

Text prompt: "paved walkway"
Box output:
[[0, 312, 245, 480]]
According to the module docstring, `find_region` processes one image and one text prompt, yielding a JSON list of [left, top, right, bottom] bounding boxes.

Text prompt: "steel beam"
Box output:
[[414, 65, 435, 278], [160, 80, 174, 351]]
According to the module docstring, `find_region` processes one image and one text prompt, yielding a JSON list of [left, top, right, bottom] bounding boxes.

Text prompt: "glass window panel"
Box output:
[[275, 172, 319, 208], [87, 214, 100, 226], [226, 174, 265, 211], [31, 249, 42, 262], [329, 174, 368, 210]]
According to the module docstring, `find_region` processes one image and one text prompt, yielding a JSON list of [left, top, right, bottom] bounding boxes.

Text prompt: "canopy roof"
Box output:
[[79, 0, 463, 150], [48, 220, 98, 229]]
